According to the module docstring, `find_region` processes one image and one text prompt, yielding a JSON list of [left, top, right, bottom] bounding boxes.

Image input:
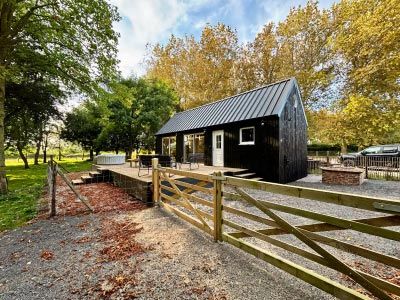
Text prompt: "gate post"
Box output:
[[49, 155, 57, 217], [152, 158, 160, 205], [213, 171, 223, 242]]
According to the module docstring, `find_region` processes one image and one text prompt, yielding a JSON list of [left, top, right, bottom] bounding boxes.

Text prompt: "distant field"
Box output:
[[0, 158, 92, 232]]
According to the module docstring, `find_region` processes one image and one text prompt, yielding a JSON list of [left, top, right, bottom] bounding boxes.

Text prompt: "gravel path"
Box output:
[[179, 175, 400, 299], [0, 207, 331, 300], [0, 177, 399, 299]]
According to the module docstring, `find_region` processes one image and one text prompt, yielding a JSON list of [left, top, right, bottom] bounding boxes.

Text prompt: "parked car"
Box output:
[[340, 144, 400, 167]]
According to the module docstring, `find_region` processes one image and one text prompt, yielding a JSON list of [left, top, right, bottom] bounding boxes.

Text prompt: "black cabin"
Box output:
[[155, 78, 308, 183]]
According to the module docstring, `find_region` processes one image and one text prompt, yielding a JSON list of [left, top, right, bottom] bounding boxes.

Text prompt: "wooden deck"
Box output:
[[94, 163, 246, 183], [92, 163, 246, 204]]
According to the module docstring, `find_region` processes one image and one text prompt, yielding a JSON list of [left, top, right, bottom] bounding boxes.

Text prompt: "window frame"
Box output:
[[184, 132, 205, 160], [239, 126, 255, 145], [161, 136, 176, 156]]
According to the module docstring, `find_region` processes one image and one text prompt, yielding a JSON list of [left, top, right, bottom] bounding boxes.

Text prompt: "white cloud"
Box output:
[[109, 0, 338, 77], [109, 0, 188, 76]]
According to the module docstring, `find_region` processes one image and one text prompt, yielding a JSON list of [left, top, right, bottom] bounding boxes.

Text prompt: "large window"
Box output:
[[162, 136, 176, 156], [184, 133, 204, 160], [239, 127, 255, 145]]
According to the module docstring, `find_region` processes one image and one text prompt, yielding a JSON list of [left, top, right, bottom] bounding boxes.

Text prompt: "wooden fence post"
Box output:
[[213, 171, 223, 242], [49, 155, 57, 217], [152, 158, 160, 205]]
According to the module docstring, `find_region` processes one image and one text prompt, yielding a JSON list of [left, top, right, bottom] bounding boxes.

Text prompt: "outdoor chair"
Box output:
[[179, 153, 203, 170], [137, 155, 153, 177]]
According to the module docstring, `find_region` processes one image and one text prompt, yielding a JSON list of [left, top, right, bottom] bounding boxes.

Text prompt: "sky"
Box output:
[[109, 0, 337, 77]]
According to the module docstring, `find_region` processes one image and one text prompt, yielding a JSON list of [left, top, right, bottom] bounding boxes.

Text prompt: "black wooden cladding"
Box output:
[[155, 78, 308, 183]]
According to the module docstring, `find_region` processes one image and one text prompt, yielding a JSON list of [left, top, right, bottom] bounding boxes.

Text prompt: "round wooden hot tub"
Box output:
[[95, 154, 125, 165]]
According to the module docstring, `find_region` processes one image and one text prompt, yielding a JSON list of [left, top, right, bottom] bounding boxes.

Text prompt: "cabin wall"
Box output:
[[156, 116, 281, 181], [155, 137, 162, 156], [220, 117, 280, 181], [279, 89, 308, 183]]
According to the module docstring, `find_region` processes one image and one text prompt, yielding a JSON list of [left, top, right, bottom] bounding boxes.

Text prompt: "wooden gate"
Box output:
[[152, 160, 400, 300]]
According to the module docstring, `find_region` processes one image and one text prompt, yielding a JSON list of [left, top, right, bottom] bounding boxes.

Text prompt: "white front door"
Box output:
[[212, 130, 224, 166]]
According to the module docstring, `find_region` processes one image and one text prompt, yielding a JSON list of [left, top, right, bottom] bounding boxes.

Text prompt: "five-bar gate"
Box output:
[[152, 160, 400, 300]]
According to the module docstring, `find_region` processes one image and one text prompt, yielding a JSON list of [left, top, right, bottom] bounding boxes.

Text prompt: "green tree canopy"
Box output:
[[62, 78, 179, 158], [0, 0, 120, 192]]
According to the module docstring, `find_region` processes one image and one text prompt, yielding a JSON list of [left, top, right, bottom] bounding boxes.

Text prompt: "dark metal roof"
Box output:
[[156, 77, 299, 135]]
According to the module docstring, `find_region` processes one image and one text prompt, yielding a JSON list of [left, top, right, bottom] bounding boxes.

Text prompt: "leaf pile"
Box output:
[[99, 218, 145, 262], [52, 173, 146, 216], [40, 250, 54, 261], [98, 272, 139, 299]]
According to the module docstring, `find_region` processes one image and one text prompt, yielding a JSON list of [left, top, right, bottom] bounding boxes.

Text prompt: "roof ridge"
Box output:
[[176, 77, 293, 114]]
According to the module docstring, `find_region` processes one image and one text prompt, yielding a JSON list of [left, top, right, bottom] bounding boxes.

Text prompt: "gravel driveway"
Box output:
[[0, 176, 399, 299], [0, 207, 332, 300]]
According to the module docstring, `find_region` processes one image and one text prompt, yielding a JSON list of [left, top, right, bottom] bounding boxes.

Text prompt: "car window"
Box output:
[[363, 146, 381, 154], [383, 146, 399, 153]]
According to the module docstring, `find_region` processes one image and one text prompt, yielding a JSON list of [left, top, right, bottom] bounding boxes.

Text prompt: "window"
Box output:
[[216, 135, 222, 149], [195, 134, 205, 153], [383, 146, 399, 153], [162, 136, 176, 156], [240, 127, 255, 145], [184, 133, 205, 160], [363, 146, 381, 154]]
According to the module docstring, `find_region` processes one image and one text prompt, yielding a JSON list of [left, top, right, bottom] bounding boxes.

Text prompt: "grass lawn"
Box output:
[[0, 158, 92, 232]]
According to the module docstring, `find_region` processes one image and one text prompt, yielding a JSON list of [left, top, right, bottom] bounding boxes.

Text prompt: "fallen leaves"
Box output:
[[75, 236, 92, 244], [341, 261, 400, 299], [98, 272, 139, 299], [54, 180, 147, 216], [99, 218, 145, 262], [40, 250, 54, 261]]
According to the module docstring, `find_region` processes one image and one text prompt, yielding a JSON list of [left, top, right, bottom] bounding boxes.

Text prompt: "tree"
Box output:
[[5, 79, 62, 168], [332, 0, 400, 97], [146, 23, 239, 109], [239, 23, 279, 90], [63, 78, 179, 158], [274, 1, 334, 109], [0, 0, 119, 192], [310, 95, 400, 152], [61, 103, 103, 161], [132, 78, 179, 150], [97, 78, 179, 156]]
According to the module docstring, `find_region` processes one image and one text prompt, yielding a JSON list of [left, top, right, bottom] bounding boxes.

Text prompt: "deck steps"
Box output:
[[72, 179, 85, 185], [81, 175, 93, 184], [89, 171, 101, 177], [71, 168, 111, 186], [231, 170, 265, 181], [250, 177, 264, 181], [235, 172, 257, 179]]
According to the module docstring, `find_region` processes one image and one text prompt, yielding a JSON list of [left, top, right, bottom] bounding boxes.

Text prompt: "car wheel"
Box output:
[[343, 159, 355, 167]]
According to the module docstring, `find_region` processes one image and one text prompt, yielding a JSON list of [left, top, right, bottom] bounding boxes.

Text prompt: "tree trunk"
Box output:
[[16, 143, 29, 169], [34, 129, 43, 165], [126, 149, 132, 160], [89, 148, 94, 161], [58, 147, 62, 161], [0, 65, 7, 192], [42, 134, 48, 163], [341, 143, 348, 154], [115, 149, 119, 154]]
